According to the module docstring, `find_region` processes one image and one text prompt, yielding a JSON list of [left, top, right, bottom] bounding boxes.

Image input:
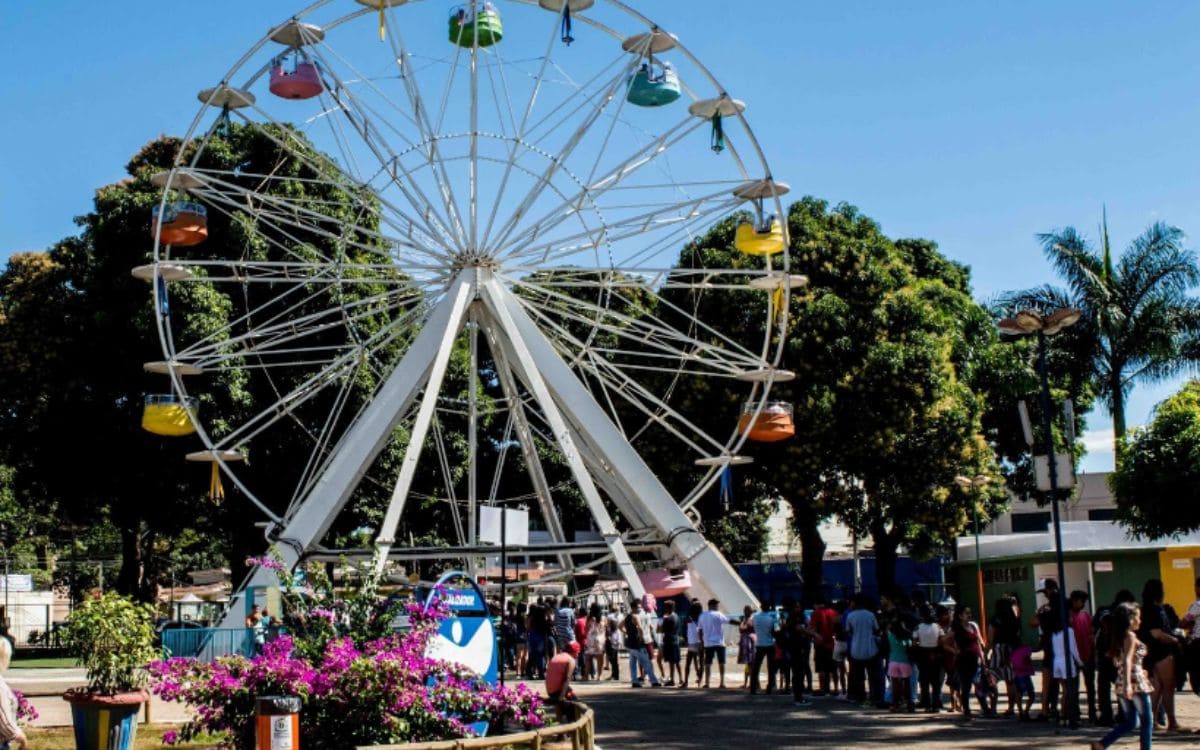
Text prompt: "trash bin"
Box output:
[[256, 695, 301, 750]]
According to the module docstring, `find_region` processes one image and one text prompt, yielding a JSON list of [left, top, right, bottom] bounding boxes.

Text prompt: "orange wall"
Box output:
[[1158, 547, 1200, 615]]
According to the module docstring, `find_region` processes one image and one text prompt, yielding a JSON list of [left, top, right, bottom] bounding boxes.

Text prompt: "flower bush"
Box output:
[[14, 689, 38, 723], [149, 558, 544, 748]]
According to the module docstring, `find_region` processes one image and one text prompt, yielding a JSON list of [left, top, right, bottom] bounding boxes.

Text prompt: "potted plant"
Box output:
[[61, 593, 159, 750]]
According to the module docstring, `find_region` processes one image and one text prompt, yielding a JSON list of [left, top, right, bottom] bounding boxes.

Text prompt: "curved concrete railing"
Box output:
[[358, 701, 595, 750]]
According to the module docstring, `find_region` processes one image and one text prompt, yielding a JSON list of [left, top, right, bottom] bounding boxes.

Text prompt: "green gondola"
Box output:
[[449, 2, 503, 48], [627, 62, 681, 108]]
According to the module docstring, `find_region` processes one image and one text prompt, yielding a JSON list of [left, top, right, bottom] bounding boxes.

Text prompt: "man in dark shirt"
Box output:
[[623, 599, 662, 687]]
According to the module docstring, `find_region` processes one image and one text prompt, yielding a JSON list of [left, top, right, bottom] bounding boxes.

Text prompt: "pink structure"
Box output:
[[638, 568, 692, 599], [270, 61, 323, 100]]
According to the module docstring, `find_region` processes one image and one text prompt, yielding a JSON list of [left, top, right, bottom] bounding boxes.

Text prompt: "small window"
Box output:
[[1011, 512, 1052, 534], [1088, 508, 1117, 522]]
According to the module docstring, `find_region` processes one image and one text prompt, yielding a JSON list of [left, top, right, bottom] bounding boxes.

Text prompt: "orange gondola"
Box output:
[[736, 401, 795, 442]]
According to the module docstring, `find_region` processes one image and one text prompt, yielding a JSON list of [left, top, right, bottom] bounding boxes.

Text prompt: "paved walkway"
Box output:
[[19, 667, 1200, 748], [574, 679, 1200, 748]]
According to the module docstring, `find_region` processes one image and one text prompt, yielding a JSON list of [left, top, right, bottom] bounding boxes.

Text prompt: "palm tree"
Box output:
[[1006, 212, 1200, 456]]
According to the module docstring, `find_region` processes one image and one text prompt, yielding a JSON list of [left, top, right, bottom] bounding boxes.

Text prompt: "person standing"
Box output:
[[554, 596, 576, 653], [916, 605, 945, 712], [1090, 603, 1153, 750], [698, 598, 730, 689], [886, 618, 915, 713], [0, 639, 28, 750], [810, 597, 837, 697], [1095, 589, 1137, 726], [684, 600, 704, 688], [623, 599, 662, 687], [987, 596, 1022, 717], [845, 594, 881, 706], [785, 602, 817, 707], [1051, 613, 1083, 728], [1033, 579, 1062, 721], [1139, 579, 1183, 732], [749, 600, 778, 695], [738, 604, 755, 688], [585, 605, 606, 683], [658, 600, 682, 687], [604, 611, 622, 681], [1069, 590, 1096, 724], [952, 605, 985, 721], [1179, 576, 1200, 696]]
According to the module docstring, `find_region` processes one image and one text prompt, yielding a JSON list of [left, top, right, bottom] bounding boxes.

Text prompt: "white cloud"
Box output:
[[1081, 427, 1115, 453]]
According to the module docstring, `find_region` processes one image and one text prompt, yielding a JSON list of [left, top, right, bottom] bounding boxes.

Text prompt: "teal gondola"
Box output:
[[626, 61, 681, 107]]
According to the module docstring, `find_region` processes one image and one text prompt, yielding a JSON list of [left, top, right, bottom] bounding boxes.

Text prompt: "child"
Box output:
[[1011, 643, 1036, 720], [832, 601, 849, 696], [974, 666, 1000, 718], [887, 620, 915, 712], [1051, 625, 1083, 728]]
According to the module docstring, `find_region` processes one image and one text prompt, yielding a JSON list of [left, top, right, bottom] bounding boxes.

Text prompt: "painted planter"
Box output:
[[63, 689, 148, 750]]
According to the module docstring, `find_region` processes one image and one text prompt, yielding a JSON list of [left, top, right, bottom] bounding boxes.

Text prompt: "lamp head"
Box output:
[[1042, 307, 1082, 335], [1014, 310, 1044, 332]]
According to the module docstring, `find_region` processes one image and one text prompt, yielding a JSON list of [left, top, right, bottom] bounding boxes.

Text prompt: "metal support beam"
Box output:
[[215, 273, 475, 629], [484, 319, 573, 573], [481, 277, 756, 611], [373, 282, 477, 573], [477, 276, 645, 600]]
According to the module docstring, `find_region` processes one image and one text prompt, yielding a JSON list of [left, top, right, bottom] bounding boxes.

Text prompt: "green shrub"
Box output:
[[62, 593, 158, 694]]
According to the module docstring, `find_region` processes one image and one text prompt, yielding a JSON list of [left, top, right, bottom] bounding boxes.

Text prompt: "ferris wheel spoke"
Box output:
[[484, 53, 643, 255], [500, 186, 741, 267], [286, 353, 361, 512], [173, 284, 423, 366], [525, 308, 727, 454], [190, 171, 452, 268], [476, 8, 566, 250], [508, 277, 761, 376], [381, 20, 471, 249], [257, 53, 466, 256], [491, 120, 711, 263]]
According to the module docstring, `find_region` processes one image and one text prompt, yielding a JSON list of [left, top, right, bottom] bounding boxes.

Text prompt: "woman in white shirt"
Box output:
[[0, 638, 27, 750]]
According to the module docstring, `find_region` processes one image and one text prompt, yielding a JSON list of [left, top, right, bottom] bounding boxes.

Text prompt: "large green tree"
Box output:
[[0, 126, 442, 597], [1109, 380, 1200, 536], [656, 198, 1008, 596]]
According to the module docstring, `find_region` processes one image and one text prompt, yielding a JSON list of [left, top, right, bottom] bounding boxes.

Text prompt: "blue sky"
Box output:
[[4, 1, 1199, 472]]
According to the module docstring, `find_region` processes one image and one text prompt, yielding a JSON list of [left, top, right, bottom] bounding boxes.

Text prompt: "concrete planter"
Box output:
[[357, 701, 595, 750]]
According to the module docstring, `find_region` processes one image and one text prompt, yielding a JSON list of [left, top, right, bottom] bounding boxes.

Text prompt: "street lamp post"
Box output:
[[999, 306, 1081, 725], [954, 474, 991, 630]]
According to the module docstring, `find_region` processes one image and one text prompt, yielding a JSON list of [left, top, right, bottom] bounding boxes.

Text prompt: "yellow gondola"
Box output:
[[734, 218, 785, 256], [142, 394, 198, 437]]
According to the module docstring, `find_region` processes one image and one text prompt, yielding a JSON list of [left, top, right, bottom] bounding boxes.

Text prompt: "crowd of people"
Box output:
[[505, 576, 1200, 749]]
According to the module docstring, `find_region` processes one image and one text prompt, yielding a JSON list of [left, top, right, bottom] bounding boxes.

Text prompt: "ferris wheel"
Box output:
[[136, 0, 800, 622]]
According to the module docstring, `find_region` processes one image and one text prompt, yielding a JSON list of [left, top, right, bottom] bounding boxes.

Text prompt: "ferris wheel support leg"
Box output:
[[481, 277, 758, 613], [214, 274, 475, 631], [478, 279, 645, 601], [485, 321, 573, 574], [373, 295, 477, 575]]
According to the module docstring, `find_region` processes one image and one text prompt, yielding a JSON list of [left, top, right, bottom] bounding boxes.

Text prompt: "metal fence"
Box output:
[[161, 627, 257, 661]]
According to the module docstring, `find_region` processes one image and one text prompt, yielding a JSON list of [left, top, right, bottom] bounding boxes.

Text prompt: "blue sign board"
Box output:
[[424, 571, 498, 686]]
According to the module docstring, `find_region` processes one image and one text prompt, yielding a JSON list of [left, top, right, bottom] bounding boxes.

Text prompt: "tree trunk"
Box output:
[[1110, 372, 1126, 458], [116, 523, 143, 598], [797, 513, 826, 605], [871, 521, 899, 598]]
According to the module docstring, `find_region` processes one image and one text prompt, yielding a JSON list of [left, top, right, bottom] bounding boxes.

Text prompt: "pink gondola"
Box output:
[[270, 58, 323, 100], [638, 568, 692, 599]]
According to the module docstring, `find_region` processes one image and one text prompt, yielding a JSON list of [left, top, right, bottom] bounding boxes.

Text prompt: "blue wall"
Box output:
[[736, 558, 949, 606]]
